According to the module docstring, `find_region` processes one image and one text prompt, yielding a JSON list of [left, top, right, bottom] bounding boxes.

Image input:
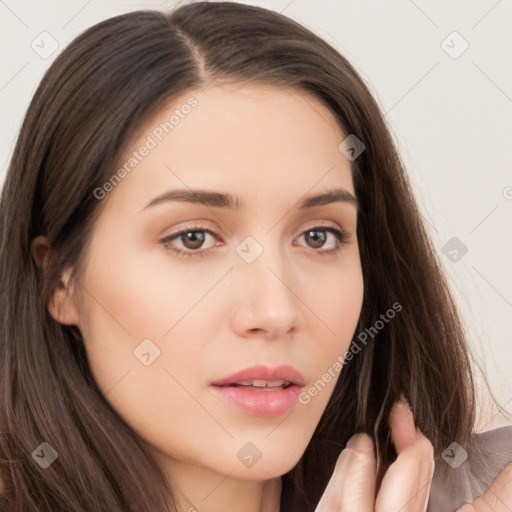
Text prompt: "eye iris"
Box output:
[[182, 231, 205, 249], [306, 229, 327, 249]]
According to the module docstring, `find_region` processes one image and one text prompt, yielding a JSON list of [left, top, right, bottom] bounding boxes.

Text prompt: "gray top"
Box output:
[[427, 425, 512, 511]]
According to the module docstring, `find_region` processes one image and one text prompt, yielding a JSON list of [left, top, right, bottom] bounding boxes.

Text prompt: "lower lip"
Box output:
[[210, 384, 302, 417]]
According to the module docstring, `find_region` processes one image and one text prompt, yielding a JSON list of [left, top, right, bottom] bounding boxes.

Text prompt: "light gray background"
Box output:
[[1, 0, 511, 430]]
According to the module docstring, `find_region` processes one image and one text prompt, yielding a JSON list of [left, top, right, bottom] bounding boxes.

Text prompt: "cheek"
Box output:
[[76, 268, 222, 463], [302, 253, 364, 354], [296, 257, 364, 405], [79, 238, 227, 341]]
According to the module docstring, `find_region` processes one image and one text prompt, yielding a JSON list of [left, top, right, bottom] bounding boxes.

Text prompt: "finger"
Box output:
[[314, 433, 375, 512], [457, 462, 512, 512], [373, 397, 413, 495], [339, 434, 376, 511], [389, 396, 417, 452], [375, 401, 435, 512]]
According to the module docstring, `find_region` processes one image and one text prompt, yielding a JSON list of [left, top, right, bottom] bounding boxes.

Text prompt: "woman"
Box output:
[[0, 2, 510, 511]]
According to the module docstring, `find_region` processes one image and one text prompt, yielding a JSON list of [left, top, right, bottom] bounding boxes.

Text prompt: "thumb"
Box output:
[[314, 433, 376, 512]]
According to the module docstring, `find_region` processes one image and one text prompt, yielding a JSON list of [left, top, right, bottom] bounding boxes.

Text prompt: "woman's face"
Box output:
[[62, 83, 363, 484]]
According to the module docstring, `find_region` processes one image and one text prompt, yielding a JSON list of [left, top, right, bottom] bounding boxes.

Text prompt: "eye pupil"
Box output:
[[306, 230, 327, 249]]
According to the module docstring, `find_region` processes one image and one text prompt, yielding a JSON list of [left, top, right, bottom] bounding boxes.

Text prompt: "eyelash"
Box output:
[[159, 222, 351, 259]]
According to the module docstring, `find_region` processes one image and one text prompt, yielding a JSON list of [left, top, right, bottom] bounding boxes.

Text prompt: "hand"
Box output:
[[456, 462, 512, 511], [315, 398, 435, 511]]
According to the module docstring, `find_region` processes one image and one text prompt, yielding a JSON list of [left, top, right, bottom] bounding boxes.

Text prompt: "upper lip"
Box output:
[[211, 364, 306, 387]]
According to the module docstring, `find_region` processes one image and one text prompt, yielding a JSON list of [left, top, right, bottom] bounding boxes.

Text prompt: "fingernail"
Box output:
[[346, 433, 364, 449], [397, 394, 412, 412], [401, 401, 412, 414], [388, 397, 413, 428]]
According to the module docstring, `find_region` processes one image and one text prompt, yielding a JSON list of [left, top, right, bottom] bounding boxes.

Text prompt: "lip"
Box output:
[[211, 364, 306, 387], [210, 364, 306, 418]]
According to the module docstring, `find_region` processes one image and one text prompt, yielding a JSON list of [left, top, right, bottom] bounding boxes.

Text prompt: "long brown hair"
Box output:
[[0, 2, 505, 511]]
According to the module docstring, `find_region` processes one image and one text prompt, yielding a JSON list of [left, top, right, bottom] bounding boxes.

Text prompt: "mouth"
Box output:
[[209, 364, 305, 417]]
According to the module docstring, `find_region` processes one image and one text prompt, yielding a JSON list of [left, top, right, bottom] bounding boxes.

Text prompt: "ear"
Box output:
[[31, 235, 81, 326]]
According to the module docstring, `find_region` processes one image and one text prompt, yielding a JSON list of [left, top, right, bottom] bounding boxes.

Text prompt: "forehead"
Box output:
[[103, 82, 355, 216]]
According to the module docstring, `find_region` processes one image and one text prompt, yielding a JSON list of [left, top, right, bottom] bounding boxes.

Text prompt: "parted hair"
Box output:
[[0, 2, 503, 511]]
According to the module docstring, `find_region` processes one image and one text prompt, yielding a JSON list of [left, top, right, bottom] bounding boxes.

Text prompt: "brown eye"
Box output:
[[160, 227, 219, 257], [296, 226, 348, 252]]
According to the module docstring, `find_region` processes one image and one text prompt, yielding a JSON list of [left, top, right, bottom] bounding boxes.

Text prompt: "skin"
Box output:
[[30, 83, 512, 511]]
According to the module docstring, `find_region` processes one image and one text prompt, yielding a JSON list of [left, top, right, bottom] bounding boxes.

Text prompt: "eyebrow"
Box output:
[[139, 187, 359, 212]]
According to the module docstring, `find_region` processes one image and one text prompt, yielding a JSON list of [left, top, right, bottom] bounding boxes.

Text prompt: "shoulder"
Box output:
[[427, 425, 512, 511]]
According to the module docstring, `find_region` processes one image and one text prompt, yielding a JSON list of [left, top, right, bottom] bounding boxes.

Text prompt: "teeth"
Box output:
[[266, 380, 288, 387], [234, 379, 289, 387]]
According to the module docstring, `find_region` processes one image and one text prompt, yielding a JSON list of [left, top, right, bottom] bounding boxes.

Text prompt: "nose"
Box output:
[[229, 241, 305, 340]]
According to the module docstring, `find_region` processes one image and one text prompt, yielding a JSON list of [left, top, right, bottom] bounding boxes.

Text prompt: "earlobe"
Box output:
[[31, 235, 81, 326]]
